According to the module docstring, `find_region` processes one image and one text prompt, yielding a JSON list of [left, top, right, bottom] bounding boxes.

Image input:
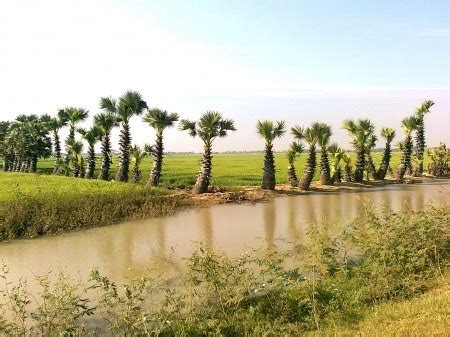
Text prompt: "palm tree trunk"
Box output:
[[366, 153, 376, 180], [73, 157, 80, 178], [98, 133, 111, 181], [344, 164, 353, 182], [193, 143, 212, 194], [398, 135, 413, 181], [85, 143, 96, 178], [354, 147, 365, 182], [148, 132, 163, 186], [14, 156, 21, 172], [132, 162, 141, 183], [65, 125, 75, 165], [299, 145, 316, 190], [3, 154, 11, 172], [116, 121, 131, 182], [261, 142, 276, 190], [53, 131, 62, 174], [333, 167, 342, 183], [319, 147, 331, 185], [21, 160, 27, 172], [29, 156, 37, 173], [287, 164, 298, 187], [415, 123, 425, 175], [376, 142, 391, 180]]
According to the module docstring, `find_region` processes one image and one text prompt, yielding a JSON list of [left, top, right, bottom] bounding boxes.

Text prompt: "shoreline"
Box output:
[[187, 176, 449, 205], [1, 175, 448, 242]]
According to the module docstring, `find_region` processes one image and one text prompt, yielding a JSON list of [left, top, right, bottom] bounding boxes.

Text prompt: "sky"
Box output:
[[0, 0, 449, 152]]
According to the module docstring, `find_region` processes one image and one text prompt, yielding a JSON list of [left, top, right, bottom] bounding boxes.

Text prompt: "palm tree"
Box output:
[[317, 123, 332, 185], [94, 112, 118, 181], [66, 139, 83, 177], [292, 122, 321, 190], [143, 108, 179, 186], [398, 116, 419, 181], [130, 145, 147, 183], [42, 112, 68, 174], [179, 111, 236, 194], [414, 100, 434, 175], [376, 127, 395, 180], [328, 143, 344, 184], [60, 107, 89, 164], [365, 134, 377, 180], [286, 141, 304, 187], [101, 91, 148, 182], [256, 120, 286, 190], [77, 126, 100, 179], [342, 119, 375, 182], [342, 153, 353, 182]]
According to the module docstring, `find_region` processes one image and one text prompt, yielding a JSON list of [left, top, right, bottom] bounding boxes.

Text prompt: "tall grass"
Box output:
[[1, 203, 448, 335], [0, 172, 181, 240]]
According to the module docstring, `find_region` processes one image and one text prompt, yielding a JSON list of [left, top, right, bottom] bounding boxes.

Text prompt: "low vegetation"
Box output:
[[0, 203, 448, 335], [0, 172, 180, 240]]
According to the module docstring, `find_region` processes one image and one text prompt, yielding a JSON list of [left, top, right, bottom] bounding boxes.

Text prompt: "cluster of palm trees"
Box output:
[[257, 100, 436, 190], [0, 95, 441, 194], [0, 90, 237, 194]]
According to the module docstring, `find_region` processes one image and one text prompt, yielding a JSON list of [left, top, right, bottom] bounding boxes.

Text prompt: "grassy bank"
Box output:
[[0, 172, 180, 240], [35, 151, 406, 187], [1, 203, 448, 335]]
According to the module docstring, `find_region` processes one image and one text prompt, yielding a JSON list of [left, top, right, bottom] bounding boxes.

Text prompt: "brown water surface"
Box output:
[[1, 181, 449, 287]]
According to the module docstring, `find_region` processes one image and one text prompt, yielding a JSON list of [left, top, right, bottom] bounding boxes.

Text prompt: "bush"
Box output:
[[0, 190, 181, 240]]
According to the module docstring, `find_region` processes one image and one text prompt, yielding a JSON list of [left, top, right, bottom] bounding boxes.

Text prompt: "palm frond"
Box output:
[[179, 119, 197, 137]]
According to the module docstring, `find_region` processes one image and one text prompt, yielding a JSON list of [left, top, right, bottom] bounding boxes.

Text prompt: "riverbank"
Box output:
[[188, 175, 446, 205], [1, 172, 448, 240]]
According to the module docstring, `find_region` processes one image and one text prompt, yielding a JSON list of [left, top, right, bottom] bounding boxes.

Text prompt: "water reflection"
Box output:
[[263, 201, 276, 248], [0, 182, 448, 288]]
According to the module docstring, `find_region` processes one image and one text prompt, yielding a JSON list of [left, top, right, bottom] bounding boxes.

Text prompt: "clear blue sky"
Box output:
[[0, 0, 449, 151]]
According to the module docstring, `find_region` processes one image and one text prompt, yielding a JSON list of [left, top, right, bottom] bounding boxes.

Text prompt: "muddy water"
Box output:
[[1, 181, 449, 286]]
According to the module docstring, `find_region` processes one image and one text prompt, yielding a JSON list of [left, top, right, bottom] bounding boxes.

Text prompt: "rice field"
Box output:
[[35, 151, 405, 188]]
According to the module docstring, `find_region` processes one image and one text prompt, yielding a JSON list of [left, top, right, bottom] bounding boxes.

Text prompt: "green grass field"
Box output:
[[35, 151, 405, 188], [0, 171, 169, 203]]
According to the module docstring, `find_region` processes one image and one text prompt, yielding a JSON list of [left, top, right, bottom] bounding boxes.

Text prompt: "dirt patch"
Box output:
[[181, 176, 448, 206]]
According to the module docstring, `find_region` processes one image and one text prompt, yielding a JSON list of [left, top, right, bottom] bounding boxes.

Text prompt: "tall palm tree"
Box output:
[[342, 119, 375, 182], [94, 112, 118, 181], [77, 126, 100, 179], [286, 141, 304, 187], [328, 143, 344, 184], [130, 145, 147, 183], [317, 123, 332, 185], [414, 100, 434, 175], [179, 111, 236, 194], [143, 108, 179, 186], [60, 107, 89, 164], [41, 113, 68, 174], [256, 120, 286, 190], [101, 91, 148, 182], [365, 134, 377, 180], [66, 139, 83, 178], [376, 127, 395, 180], [398, 116, 419, 181], [292, 122, 321, 190]]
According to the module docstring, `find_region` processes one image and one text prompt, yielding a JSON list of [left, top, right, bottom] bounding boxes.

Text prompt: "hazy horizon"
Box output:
[[1, 1, 449, 152]]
